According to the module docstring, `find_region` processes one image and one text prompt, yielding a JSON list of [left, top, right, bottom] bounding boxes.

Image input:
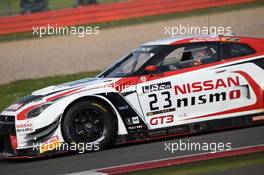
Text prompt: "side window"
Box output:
[[157, 47, 185, 71], [156, 43, 219, 72], [121, 57, 135, 74], [134, 53, 154, 71], [222, 43, 256, 60]]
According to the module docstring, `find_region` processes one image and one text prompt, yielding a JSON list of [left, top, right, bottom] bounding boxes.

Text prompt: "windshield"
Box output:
[[98, 46, 160, 78]]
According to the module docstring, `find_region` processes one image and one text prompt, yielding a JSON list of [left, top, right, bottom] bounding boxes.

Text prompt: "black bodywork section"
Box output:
[[100, 92, 148, 137], [0, 115, 16, 155]]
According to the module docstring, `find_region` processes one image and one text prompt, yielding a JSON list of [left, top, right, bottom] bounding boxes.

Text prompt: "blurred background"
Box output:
[[0, 0, 120, 16]]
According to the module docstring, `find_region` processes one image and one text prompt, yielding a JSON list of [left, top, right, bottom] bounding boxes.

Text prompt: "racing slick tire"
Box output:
[[61, 100, 117, 152]]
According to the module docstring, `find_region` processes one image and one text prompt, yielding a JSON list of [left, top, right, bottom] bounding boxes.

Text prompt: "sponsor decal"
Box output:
[[150, 115, 174, 125], [39, 136, 61, 153], [143, 82, 172, 93], [252, 115, 264, 122], [147, 108, 176, 116], [127, 125, 145, 130], [174, 76, 240, 95], [126, 118, 133, 125], [119, 105, 129, 110], [126, 116, 140, 125], [174, 90, 241, 108], [16, 123, 34, 133], [132, 116, 140, 124], [190, 36, 221, 42], [174, 76, 242, 108]]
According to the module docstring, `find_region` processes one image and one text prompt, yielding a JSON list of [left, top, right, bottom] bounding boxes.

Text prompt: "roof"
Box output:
[[142, 34, 233, 46]]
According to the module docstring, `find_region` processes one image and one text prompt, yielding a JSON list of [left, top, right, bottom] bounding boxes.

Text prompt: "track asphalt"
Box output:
[[0, 125, 263, 175]]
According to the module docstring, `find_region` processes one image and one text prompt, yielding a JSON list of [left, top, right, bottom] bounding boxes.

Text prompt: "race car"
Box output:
[[1, 34, 264, 158]]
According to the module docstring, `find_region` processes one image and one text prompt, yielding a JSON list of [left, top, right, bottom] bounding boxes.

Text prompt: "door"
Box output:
[[136, 42, 225, 129]]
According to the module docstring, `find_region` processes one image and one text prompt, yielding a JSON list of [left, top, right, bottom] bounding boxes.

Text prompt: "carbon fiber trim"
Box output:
[[0, 115, 15, 135], [99, 93, 148, 134]]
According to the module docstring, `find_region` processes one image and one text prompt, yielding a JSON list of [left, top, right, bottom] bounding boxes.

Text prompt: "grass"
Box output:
[[0, 0, 264, 43], [0, 71, 100, 111], [126, 151, 264, 175]]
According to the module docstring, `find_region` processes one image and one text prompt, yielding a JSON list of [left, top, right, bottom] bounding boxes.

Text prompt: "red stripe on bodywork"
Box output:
[[17, 104, 42, 120], [184, 71, 264, 121], [17, 87, 83, 120], [46, 87, 83, 101]]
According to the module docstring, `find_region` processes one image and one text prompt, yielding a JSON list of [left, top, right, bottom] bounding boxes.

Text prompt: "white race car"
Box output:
[[1, 34, 264, 158]]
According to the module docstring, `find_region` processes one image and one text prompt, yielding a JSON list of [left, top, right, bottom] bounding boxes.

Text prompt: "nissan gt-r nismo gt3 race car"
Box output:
[[1, 34, 264, 158]]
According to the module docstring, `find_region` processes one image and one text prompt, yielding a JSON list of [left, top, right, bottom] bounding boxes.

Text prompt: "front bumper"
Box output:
[[0, 115, 16, 155], [0, 113, 66, 159], [0, 115, 40, 158]]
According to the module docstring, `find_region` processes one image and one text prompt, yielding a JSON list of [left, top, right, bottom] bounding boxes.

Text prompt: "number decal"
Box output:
[[148, 94, 159, 111], [148, 91, 172, 111], [161, 91, 172, 108]]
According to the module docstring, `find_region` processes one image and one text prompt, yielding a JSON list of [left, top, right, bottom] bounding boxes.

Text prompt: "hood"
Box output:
[[32, 78, 107, 96], [5, 77, 116, 112]]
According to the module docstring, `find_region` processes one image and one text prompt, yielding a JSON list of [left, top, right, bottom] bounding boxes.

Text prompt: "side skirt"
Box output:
[[115, 113, 264, 144]]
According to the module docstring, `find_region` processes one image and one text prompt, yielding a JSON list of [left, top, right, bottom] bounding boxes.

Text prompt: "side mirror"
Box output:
[[145, 65, 157, 73]]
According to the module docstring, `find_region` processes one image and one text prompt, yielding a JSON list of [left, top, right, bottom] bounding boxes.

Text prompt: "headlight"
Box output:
[[27, 103, 52, 118]]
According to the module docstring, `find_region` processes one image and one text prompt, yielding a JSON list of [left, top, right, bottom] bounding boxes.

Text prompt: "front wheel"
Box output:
[[62, 100, 117, 152]]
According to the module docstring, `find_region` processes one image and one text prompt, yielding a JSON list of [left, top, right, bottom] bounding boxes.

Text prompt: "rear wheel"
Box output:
[[62, 100, 117, 152]]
